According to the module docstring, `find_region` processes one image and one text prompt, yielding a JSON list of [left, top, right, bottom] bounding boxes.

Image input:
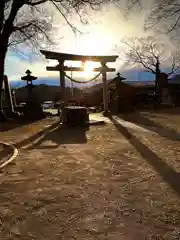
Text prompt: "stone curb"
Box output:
[[0, 142, 18, 169]]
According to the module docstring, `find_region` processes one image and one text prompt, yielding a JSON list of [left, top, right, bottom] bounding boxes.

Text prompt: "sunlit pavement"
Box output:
[[90, 113, 180, 140], [90, 113, 151, 132], [43, 108, 58, 115]]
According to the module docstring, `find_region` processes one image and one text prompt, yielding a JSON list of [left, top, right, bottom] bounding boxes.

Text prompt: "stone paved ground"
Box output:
[[0, 113, 180, 239]]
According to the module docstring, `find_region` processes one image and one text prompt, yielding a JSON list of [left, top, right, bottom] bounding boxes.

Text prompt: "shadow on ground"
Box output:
[[13, 121, 88, 150], [108, 115, 180, 197], [0, 119, 26, 132], [14, 121, 61, 149], [0, 109, 57, 132], [136, 106, 180, 115], [0, 117, 45, 132], [27, 125, 88, 149], [120, 112, 180, 141]]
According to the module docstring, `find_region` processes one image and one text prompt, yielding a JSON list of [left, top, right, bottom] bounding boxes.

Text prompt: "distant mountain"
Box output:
[[123, 69, 154, 81], [84, 79, 156, 94], [9, 76, 91, 89], [10, 77, 60, 89], [10, 77, 155, 89], [14, 84, 83, 104], [9, 69, 155, 89]]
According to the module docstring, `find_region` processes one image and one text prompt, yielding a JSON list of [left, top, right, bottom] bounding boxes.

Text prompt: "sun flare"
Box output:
[[83, 61, 100, 77], [83, 61, 94, 73]]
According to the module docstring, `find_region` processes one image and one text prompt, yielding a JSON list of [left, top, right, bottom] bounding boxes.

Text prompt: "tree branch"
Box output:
[[50, 0, 83, 34], [2, 0, 24, 39], [168, 50, 180, 75], [121, 37, 163, 74], [166, 14, 180, 34], [13, 22, 33, 32], [146, 1, 180, 34], [26, 0, 48, 6], [136, 52, 156, 74]]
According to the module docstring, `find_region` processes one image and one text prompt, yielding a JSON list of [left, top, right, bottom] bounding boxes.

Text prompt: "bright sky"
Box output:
[[5, 1, 173, 82]]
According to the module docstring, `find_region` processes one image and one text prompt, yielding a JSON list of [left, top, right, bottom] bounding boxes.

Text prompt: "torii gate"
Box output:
[[40, 50, 118, 113]]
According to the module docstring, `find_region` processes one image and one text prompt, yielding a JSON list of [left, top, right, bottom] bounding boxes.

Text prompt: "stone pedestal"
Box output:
[[23, 100, 45, 121], [63, 106, 89, 126]]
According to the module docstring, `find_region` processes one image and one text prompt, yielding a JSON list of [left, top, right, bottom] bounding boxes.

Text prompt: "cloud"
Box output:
[[5, 52, 56, 81]]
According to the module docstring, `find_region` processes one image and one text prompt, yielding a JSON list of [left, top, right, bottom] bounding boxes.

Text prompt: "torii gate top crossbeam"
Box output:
[[40, 50, 118, 63]]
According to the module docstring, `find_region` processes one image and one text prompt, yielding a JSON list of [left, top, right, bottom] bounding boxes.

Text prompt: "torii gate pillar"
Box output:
[[59, 61, 66, 104], [101, 62, 109, 113]]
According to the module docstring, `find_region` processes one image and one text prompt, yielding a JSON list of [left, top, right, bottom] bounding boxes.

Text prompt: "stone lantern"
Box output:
[[21, 70, 37, 85], [21, 70, 38, 97], [20, 70, 44, 120]]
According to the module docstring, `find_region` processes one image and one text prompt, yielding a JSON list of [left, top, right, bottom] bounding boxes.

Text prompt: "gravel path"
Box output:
[[0, 114, 180, 239]]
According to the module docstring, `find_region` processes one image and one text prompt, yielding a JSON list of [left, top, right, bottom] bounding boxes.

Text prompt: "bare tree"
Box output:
[[123, 0, 180, 35], [145, 0, 180, 34], [122, 36, 180, 75], [0, 0, 111, 121], [121, 36, 180, 106]]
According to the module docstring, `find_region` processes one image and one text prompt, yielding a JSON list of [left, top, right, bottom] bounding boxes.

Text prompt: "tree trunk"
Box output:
[[0, 45, 8, 122], [0, 0, 23, 122]]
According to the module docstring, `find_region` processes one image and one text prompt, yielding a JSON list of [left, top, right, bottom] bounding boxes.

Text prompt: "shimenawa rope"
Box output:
[[64, 72, 101, 84]]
